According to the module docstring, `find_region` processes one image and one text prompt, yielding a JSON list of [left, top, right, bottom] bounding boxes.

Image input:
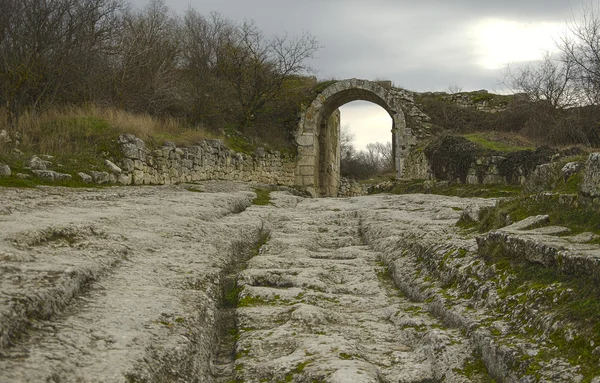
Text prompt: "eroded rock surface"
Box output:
[[0, 183, 598, 382]]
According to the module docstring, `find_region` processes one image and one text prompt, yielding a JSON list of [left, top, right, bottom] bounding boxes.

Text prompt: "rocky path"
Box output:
[[2, 183, 595, 382], [0, 183, 264, 382], [231, 193, 478, 382]]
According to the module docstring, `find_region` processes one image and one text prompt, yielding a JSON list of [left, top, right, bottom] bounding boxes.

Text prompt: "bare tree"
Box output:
[[0, 0, 123, 127], [340, 124, 355, 159], [503, 52, 576, 109], [366, 142, 393, 171], [217, 20, 320, 131], [179, 10, 236, 125], [112, 0, 181, 114], [560, 1, 600, 105]]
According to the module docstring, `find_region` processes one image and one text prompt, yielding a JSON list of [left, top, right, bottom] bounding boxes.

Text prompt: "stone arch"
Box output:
[[295, 78, 414, 197]]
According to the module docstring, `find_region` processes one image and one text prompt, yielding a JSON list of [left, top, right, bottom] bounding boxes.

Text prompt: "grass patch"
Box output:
[[237, 295, 268, 307], [482, 242, 600, 379], [252, 188, 272, 206], [454, 355, 496, 382], [0, 174, 103, 188], [475, 193, 600, 235], [463, 133, 534, 153], [382, 179, 522, 198], [338, 352, 354, 360], [225, 127, 256, 155]]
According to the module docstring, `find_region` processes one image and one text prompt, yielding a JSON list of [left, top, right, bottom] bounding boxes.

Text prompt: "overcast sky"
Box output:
[[130, 0, 584, 150]]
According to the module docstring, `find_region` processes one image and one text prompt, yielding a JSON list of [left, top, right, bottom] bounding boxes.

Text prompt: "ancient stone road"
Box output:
[[1, 183, 594, 382]]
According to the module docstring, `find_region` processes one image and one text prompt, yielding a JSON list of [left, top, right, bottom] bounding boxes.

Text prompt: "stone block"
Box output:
[[121, 159, 134, 172], [121, 143, 140, 159], [524, 163, 561, 193], [105, 160, 122, 174], [483, 174, 505, 185], [300, 165, 315, 177], [28, 155, 51, 170], [32, 170, 71, 181], [117, 174, 132, 185], [581, 153, 600, 198], [302, 176, 314, 186], [296, 134, 315, 147], [0, 164, 10, 176], [90, 171, 111, 184], [562, 161, 583, 181], [466, 174, 479, 185], [133, 170, 145, 185], [78, 172, 92, 183]]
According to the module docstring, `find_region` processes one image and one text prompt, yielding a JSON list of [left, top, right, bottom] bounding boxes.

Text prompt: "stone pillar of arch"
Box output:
[[295, 78, 413, 197]]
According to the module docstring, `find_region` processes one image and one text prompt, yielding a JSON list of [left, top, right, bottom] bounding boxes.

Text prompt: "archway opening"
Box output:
[[295, 79, 411, 197], [338, 101, 393, 181]]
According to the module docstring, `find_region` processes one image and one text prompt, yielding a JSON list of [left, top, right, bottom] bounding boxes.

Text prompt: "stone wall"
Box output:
[[581, 153, 600, 209], [402, 149, 431, 180], [319, 110, 341, 197], [338, 177, 368, 197], [114, 134, 296, 186]]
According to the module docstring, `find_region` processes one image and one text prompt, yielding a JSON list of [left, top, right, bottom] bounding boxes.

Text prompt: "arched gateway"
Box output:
[[295, 79, 415, 197]]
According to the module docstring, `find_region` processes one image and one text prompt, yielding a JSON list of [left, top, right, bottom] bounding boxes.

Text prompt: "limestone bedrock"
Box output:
[[0, 182, 596, 382]]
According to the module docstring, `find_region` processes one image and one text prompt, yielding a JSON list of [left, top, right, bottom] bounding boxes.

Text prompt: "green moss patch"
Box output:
[[481, 241, 600, 379], [252, 188, 272, 206], [475, 193, 600, 235], [382, 179, 522, 199], [463, 133, 534, 153]]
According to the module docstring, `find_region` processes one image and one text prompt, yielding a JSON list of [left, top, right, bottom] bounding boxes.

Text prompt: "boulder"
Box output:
[[524, 162, 561, 192], [105, 160, 122, 174], [0, 130, 11, 143], [78, 172, 93, 183], [581, 153, 600, 198], [562, 161, 583, 181], [28, 155, 51, 170], [32, 170, 72, 181], [90, 171, 111, 184], [0, 164, 10, 176]]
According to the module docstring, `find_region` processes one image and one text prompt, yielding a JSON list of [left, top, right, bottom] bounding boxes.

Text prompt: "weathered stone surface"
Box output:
[[503, 214, 549, 230], [338, 177, 367, 197], [582, 152, 600, 197], [116, 134, 296, 188], [0, 164, 10, 176], [28, 155, 51, 170], [0, 184, 597, 382], [32, 169, 72, 181], [0, 185, 256, 382], [479, 221, 600, 278], [0, 130, 11, 143], [562, 161, 584, 180], [90, 171, 111, 184], [78, 172, 92, 183], [524, 162, 562, 192], [104, 159, 122, 174]]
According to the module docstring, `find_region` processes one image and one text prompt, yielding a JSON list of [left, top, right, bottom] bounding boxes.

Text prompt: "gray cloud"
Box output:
[[130, 0, 582, 92]]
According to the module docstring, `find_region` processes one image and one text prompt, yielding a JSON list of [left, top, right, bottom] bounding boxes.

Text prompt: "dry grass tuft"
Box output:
[[0, 104, 219, 153]]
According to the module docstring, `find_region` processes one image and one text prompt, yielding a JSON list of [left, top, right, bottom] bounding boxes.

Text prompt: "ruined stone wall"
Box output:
[[338, 177, 368, 197], [403, 149, 431, 180], [113, 134, 296, 186], [580, 153, 600, 210]]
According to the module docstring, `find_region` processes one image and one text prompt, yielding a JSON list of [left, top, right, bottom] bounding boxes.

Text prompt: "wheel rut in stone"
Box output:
[[0, 187, 259, 383], [231, 196, 478, 383]]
